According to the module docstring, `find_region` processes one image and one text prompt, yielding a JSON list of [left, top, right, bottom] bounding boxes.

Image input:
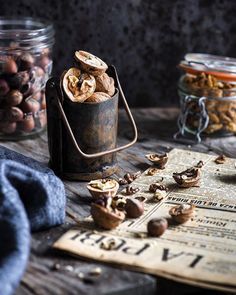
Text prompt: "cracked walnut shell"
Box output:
[[87, 179, 119, 199], [173, 167, 200, 188], [62, 67, 96, 103], [169, 203, 195, 224], [91, 203, 125, 230], [146, 153, 168, 169], [75, 50, 108, 76]]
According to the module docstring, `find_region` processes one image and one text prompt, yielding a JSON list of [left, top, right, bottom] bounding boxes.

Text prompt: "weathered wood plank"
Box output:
[[1, 108, 232, 295]]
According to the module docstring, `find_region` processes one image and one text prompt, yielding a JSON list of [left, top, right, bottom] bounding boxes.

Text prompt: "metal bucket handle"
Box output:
[[55, 65, 138, 159]]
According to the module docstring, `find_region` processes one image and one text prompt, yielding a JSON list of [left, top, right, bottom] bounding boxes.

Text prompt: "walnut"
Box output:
[[62, 67, 96, 102], [91, 198, 125, 230], [75, 50, 108, 76], [95, 73, 115, 96], [145, 153, 168, 169], [85, 92, 111, 103], [87, 179, 119, 199], [173, 167, 200, 188], [169, 203, 195, 224]]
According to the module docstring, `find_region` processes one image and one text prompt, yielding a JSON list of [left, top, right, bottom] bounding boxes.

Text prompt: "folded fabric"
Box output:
[[0, 146, 66, 295]]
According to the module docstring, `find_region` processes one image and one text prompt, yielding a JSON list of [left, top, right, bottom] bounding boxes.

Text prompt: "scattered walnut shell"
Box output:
[[146, 168, 158, 176], [149, 183, 167, 193], [75, 50, 108, 76], [173, 167, 200, 188], [85, 92, 111, 103], [112, 195, 126, 210], [214, 154, 226, 164], [100, 238, 119, 250], [145, 153, 168, 169], [95, 73, 115, 96], [169, 203, 195, 224], [87, 179, 119, 199], [91, 202, 125, 230], [126, 186, 140, 195], [62, 67, 96, 103], [195, 160, 204, 168]]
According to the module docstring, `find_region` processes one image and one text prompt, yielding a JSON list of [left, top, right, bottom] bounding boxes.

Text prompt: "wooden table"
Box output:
[[1, 108, 232, 295]]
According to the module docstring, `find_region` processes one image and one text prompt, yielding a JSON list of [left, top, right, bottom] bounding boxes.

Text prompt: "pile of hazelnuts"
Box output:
[[0, 49, 51, 136]]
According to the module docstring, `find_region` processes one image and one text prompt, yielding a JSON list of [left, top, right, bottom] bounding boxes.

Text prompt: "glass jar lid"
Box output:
[[179, 53, 236, 81]]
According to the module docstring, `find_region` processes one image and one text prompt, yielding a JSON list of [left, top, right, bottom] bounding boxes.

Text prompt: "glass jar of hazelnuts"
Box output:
[[175, 53, 236, 142], [0, 17, 54, 140]]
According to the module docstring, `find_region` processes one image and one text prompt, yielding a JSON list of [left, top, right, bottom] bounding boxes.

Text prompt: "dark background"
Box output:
[[1, 0, 236, 107]]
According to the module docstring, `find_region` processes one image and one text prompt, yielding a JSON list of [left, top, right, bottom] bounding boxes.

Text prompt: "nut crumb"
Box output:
[[65, 265, 74, 272], [135, 232, 147, 238], [100, 238, 118, 250], [89, 267, 102, 276], [146, 168, 158, 176]]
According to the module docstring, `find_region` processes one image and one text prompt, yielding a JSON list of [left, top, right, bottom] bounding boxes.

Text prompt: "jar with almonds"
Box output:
[[176, 53, 236, 142]]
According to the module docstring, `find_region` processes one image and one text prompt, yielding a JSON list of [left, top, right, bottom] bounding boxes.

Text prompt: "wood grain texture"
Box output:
[[1, 108, 231, 295]]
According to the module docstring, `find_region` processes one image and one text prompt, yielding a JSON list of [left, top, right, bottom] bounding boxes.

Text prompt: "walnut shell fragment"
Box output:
[[173, 167, 200, 188], [91, 202, 125, 230], [62, 67, 96, 103], [87, 179, 119, 199], [214, 154, 226, 164], [169, 203, 195, 224], [145, 153, 168, 169], [75, 50, 108, 76], [95, 73, 115, 96], [85, 92, 111, 103]]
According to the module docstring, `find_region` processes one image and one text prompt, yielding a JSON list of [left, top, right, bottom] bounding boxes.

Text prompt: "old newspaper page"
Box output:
[[54, 149, 236, 292]]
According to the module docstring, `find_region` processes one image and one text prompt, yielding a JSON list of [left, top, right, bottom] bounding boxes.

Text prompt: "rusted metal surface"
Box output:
[[46, 66, 138, 181]]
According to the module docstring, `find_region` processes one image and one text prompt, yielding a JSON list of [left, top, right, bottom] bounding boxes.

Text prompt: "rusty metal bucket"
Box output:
[[45, 65, 137, 180]]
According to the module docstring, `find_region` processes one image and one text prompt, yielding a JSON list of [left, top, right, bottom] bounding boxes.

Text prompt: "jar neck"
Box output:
[[0, 17, 54, 53]]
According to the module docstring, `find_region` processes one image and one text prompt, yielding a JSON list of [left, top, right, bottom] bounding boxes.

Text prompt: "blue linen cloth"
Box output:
[[0, 146, 66, 295]]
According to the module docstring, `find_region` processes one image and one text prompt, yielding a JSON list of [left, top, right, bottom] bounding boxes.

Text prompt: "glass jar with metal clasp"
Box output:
[[174, 53, 236, 142]]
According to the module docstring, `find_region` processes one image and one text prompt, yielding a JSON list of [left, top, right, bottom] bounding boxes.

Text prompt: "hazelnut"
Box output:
[[39, 55, 51, 71], [173, 167, 200, 188], [85, 92, 111, 103], [95, 73, 115, 96], [41, 93, 46, 109], [147, 218, 168, 237], [18, 53, 34, 71], [125, 198, 144, 218], [5, 90, 23, 106], [91, 202, 125, 230], [0, 56, 17, 74], [39, 111, 47, 128], [145, 153, 168, 169], [8, 71, 30, 89], [62, 67, 96, 103], [4, 107, 24, 122], [17, 115, 35, 132], [0, 121, 17, 134], [21, 98, 40, 113], [169, 203, 195, 224], [74, 50, 108, 76], [0, 79, 10, 96], [87, 179, 119, 199]]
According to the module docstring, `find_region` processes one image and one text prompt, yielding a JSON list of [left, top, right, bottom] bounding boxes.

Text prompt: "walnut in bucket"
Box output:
[[145, 153, 168, 169], [85, 92, 111, 103], [75, 50, 108, 76], [87, 179, 119, 199], [95, 73, 115, 96], [62, 67, 96, 102], [173, 167, 200, 188], [91, 197, 125, 230]]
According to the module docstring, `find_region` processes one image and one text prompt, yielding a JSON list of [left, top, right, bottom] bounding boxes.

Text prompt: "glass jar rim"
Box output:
[[0, 17, 53, 38]]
